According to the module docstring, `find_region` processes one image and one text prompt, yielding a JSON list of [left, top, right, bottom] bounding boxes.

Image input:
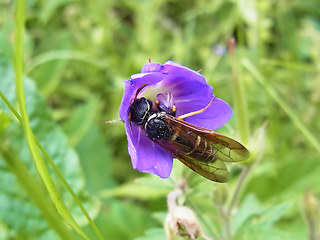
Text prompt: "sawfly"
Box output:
[[128, 84, 249, 182]]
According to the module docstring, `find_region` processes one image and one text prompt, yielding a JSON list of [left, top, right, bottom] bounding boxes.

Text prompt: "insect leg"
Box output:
[[128, 112, 133, 134]]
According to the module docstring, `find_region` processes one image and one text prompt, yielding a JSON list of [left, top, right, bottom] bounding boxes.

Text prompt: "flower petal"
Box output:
[[124, 121, 173, 178], [161, 61, 207, 85], [141, 63, 163, 73], [166, 77, 232, 130], [140, 62, 232, 130], [177, 97, 233, 130], [119, 60, 233, 179]]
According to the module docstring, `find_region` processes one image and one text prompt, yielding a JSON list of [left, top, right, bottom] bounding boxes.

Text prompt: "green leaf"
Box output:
[[0, 110, 11, 135], [96, 200, 158, 240], [135, 228, 166, 240], [256, 201, 293, 229], [76, 124, 116, 192], [100, 175, 171, 200], [232, 194, 264, 235], [232, 194, 293, 240], [63, 96, 99, 146], [0, 56, 92, 238]]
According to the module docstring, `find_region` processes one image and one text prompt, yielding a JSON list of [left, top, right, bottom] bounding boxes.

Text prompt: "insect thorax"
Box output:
[[145, 113, 172, 140], [130, 97, 174, 140]]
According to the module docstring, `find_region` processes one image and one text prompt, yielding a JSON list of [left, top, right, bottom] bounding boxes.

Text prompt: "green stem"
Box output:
[[13, 1, 89, 239], [242, 59, 320, 154], [229, 39, 250, 144], [226, 37, 252, 240], [0, 90, 104, 240], [227, 166, 251, 216], [0, 143, 74, 240]]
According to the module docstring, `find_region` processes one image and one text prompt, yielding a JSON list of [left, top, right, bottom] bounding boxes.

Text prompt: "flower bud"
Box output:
[[164, 205, 200, 240]]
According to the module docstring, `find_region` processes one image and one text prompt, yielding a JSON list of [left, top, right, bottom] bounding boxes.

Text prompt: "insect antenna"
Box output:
[[105, 119, 123, 124], [177, 95, 216, 120], [134, 83, 149, 101]]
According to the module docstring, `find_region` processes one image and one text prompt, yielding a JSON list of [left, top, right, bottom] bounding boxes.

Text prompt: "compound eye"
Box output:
[[130, 98, 152, 125]]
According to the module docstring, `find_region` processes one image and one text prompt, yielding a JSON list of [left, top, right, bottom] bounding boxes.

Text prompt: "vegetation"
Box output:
[[1, 0, 320, 239]]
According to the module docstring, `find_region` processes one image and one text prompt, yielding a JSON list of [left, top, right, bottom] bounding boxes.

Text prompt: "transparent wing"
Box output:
[[163, 114, 249, 162], [153, 114, 249, 182]]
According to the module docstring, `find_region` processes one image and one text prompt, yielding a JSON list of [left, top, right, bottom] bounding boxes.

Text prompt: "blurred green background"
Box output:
[[1, 0, 320, 239]]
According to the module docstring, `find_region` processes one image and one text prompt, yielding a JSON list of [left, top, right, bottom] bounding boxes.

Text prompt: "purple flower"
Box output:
[[119, 61, 232, 179]]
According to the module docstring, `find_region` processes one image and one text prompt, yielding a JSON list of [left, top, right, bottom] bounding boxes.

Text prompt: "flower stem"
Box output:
[[306, 218, 316, 240], [225, 38, 252, 240], [0, 90, 104, 240], [228, 38, 252, 201], [228, 38, 250, 145], [13, 1, 89, 239], [217, 205, 230, 240], [227, 166, 251, 216], [0, 143, 74, 240]]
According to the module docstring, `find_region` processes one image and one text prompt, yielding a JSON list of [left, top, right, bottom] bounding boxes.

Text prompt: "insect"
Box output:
[[128, 85, 249, 182]]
